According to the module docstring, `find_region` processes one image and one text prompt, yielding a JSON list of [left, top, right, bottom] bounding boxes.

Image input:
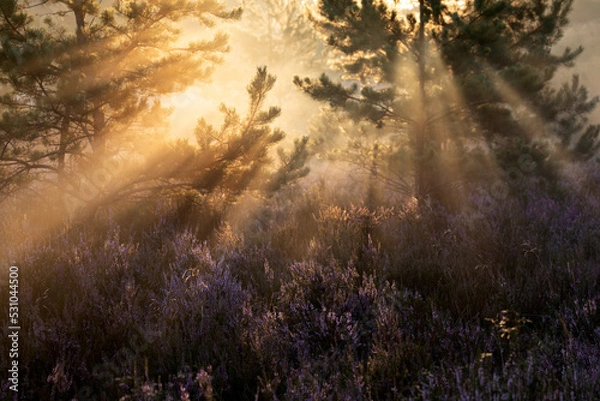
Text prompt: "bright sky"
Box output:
[[165, 0, 600, 139]]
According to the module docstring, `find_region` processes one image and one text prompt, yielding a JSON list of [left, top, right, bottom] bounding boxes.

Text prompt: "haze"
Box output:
[[167, 0, 600, 140]]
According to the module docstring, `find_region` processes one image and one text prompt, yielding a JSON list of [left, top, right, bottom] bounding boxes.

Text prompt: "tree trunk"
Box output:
[[73, 0, 86, 46], [92, 105, 106, 155], [72, 1, 107, 155], [415, 0, 429, 201], [58, 115, 69, 174]]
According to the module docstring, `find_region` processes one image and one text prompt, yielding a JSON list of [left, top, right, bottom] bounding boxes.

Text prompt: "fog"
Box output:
[[166, 0, 326, 142], [558, 0, 600, 121], [166, 0, 600, 140], [4, 4, 600, 396]]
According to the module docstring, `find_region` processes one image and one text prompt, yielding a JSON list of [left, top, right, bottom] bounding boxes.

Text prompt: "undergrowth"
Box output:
[[1, 181, 599, 400]]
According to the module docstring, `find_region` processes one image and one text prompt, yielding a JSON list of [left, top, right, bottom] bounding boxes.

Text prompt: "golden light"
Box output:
[[386, 0, 418, 11], [383, 0, 466, 13]]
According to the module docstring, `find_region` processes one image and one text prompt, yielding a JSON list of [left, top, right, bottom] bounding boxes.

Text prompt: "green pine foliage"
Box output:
[[0, 1, 309, 228], [296, 0, 599, 204], [0, 1, 599, 399], [192, 67, 309, 198], [0, 0, 241, 208]]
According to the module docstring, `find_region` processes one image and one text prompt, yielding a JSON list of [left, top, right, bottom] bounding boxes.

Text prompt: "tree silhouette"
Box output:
[[296, 0, 599, 205], [79, 66, 309, 228], [238, 0, 325, 69], [0, 0, 240, 215]]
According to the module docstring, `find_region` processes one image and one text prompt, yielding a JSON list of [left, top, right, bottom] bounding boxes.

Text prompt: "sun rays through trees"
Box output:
[[0, 0, 600, 399], [296, 0, 599, 207], [0, 0, 312, 240]]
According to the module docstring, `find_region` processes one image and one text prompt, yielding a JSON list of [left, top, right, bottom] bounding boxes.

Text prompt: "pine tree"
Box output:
[[295, 0, 599, 205], [87, 66, 310, 229], [0, 0, 241, 214], [236, 0, 325, 69], [191, 66, 309, 198]]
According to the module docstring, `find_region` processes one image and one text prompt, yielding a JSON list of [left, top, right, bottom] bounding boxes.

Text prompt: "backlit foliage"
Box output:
[[0, 0, 241, 214], [0, 1, 599, 400], [296, 0, 599, 204]]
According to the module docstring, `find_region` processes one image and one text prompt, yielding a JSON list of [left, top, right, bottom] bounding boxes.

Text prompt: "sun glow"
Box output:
[[383, 0, 466, 12], [387, 0, 418, 11]]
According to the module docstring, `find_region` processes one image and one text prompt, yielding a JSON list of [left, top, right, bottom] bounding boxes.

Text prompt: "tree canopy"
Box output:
[[296, 0, 599, 205], [0, 0, 308, 226]]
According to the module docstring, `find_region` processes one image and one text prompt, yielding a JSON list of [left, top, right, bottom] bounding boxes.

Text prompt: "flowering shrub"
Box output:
[[1, 176, 599, 400]]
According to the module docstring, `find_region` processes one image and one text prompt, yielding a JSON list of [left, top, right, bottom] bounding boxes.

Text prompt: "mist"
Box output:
[[166, 0, 326, 141], [167, 0, 600, 137], [2, 1, 600, 399], [558, 0, 600, 121]]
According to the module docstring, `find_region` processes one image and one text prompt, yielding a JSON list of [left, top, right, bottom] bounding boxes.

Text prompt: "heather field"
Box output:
[[2, 170, 600, 399], [2, 0, 600, 399]]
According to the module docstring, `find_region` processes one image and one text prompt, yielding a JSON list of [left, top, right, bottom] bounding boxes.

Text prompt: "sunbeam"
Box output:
[[2, 1, 600, 397]]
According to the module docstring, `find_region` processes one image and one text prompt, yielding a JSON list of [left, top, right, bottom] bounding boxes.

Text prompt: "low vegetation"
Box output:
[[1, 172, 599, 399]]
